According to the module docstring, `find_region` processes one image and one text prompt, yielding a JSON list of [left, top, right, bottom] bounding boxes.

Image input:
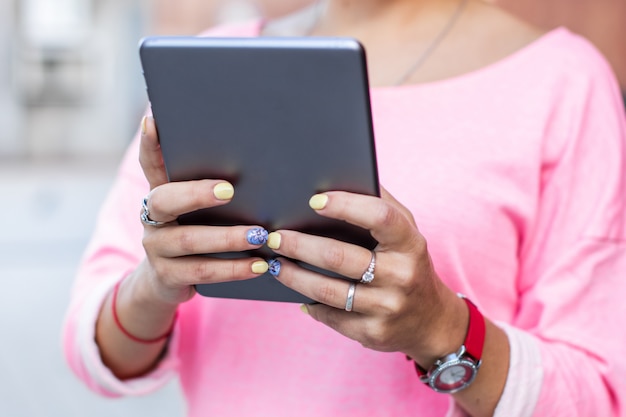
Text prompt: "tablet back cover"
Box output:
[[140, 36, 379, 303]]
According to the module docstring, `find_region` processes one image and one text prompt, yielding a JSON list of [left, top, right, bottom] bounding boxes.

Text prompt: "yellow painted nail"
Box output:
[[251, 261, 269, 274], [214, 182, 234, 200], [309, 194, 328, 210], [140, 116, 147, 136], [267, 232, 282, 250], [299, 304, 310, 315]]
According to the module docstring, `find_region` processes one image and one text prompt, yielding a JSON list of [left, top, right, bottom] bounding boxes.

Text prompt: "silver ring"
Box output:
[[140, 196, 167, 227], [360, 251, 376, 284], [345, 282, 356, 312]]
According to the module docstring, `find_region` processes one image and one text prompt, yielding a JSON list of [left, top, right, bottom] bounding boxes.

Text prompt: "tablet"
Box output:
[[139, 36, 379, 303]]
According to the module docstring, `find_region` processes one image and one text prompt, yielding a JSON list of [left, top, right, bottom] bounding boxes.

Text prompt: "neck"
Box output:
[[317, 0, 463, 32]]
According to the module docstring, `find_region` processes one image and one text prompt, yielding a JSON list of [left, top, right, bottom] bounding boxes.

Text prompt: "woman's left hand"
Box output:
[[266, 186, 468, 367]]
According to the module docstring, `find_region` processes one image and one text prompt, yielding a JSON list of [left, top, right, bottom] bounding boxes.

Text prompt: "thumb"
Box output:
[[138, 116, 169, 190]]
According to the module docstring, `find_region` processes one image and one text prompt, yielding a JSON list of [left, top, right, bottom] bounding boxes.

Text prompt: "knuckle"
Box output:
[[191, 260, 212, 282], [373, 202, 397, 228], [394, 270, 416, 291], [197, 180, 217, 206], [189, 259, 244, 285], [322, 245, 346, 270], [177, 229, 197, 253], [361, 320, 391, 351], [230, 261, 240, 280], [223, 229, 243, 251], [375, 293, 404, 317], [152, 259, 170, 280], [142, 230, 163, 254], [385, 257, 420, 291], [179, 181, 205, 211], [315, 281, 339, 305], [149, 191, 166, 215], [142, 233, 154, 251]]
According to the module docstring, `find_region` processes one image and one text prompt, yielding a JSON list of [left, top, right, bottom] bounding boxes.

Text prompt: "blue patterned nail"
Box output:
[[246, 228, 268, 245], [268, 259, 281, 277]]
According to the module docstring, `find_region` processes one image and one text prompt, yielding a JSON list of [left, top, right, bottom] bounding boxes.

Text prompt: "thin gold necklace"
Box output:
[[306, 0, 469, 86]]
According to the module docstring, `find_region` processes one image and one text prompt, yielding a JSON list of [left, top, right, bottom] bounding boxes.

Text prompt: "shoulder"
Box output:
[[473, 2, 615, 83], [463, 4, 620, 104], [527, 28, 621, 107], [541, 29, 617, 81]]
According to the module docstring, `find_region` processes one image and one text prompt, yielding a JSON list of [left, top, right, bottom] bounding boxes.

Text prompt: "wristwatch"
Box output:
[[413, 294, 486, 394]]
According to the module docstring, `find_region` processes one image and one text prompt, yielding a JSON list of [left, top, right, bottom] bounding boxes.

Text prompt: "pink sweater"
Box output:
[[63, 21, 626, 417]]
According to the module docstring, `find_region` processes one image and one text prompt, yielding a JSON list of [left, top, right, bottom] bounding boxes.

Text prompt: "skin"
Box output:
[[96, 1, 546, 415]]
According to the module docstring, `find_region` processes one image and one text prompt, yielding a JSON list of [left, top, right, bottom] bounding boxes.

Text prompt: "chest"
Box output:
[[369, 88, 547, 317]]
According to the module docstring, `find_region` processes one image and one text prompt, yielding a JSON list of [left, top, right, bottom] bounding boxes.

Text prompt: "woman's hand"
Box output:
[[136, 116, 270, 306], [265, 188, 469, 368], [96, 116, 272, 379]]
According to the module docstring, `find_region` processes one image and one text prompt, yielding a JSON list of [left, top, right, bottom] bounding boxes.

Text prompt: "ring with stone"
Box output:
[[140, 195, 168, 227], [360, 251, 376, 284]]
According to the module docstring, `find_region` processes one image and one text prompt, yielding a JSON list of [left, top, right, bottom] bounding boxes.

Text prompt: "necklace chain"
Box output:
[[306, 0, 469, 86]]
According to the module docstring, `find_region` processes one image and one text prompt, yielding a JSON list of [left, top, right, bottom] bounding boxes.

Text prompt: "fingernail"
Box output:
[[246, 228, 268, 245], [299, 304, 309, 315], [268, 259, 281, 277], [140, 116, 147, 136], [214, 182, 234, 200], [267, 232, 281, 250], [251, 261, 269, 274], [309, 194, 328, 210]]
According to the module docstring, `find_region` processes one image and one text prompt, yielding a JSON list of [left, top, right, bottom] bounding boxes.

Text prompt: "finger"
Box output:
[[270, 258, 382, 314], [302, 303, 369, 344], [160, 256, 269, 286], [267, 230, 375, 282], [302, 302, 400, 353], [380, 186, 417, 228], [148, 225, 269, 258], [309, 191, 419, 251], [145, 180, 234, 224], [139, 116, 169, 190]]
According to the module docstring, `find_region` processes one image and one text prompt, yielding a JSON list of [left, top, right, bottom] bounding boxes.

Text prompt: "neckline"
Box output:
[[249, 19, 567, 92], [372, 27, 568, 93]]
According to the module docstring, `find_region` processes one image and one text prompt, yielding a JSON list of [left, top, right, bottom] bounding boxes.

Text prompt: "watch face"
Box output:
[[432, 362, 475, 393]]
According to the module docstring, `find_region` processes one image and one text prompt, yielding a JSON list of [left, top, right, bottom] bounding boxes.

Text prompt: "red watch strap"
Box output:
[[461, 296, 485, 362], [411, 295, 485, 377]]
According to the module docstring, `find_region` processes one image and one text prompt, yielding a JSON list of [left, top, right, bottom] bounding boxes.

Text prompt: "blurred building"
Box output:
[[0, 0, 150, 159], [0, 0, 309, 160], [149, 0, 312, 35], [1, 0, 623, 160], [0, 0, 21, 156]]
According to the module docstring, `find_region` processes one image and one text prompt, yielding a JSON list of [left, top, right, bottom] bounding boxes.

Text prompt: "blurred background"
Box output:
[[0, 1, 623, 416]]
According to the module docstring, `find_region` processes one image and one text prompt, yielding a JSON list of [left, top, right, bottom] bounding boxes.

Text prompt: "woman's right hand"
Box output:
[[136, 116, 269, 306]]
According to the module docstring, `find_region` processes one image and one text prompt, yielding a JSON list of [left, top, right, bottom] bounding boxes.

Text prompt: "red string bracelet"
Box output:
[[112, 279, 177, 344]]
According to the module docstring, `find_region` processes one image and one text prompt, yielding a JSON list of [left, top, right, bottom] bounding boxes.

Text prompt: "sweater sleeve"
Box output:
[[61, 133, 180, 396], [506, 39, 626, 416]]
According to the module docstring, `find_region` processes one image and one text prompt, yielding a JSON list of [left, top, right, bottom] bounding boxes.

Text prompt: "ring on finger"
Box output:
[[140, 195, 168, 227], [360, 251, 376, 284], [345, 282, 357, 312]]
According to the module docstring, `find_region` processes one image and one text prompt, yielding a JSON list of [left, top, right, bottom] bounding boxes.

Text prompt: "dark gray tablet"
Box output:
[[139, 36, 379, 303]]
